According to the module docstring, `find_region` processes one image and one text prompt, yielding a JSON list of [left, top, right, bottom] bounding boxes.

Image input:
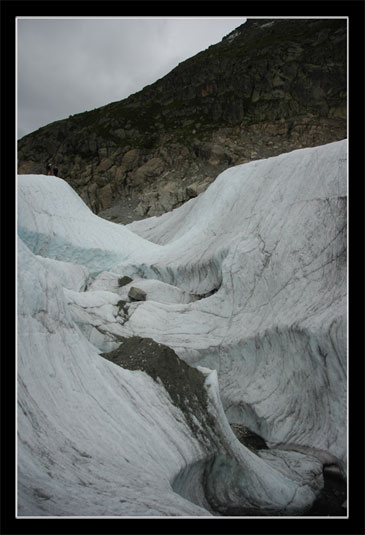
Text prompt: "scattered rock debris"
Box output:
[[230, 423, 268, 452], [100, 336, 215, 441]]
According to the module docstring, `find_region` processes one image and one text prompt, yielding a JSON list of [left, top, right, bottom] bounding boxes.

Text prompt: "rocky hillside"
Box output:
[[18, 18, 347, 223]]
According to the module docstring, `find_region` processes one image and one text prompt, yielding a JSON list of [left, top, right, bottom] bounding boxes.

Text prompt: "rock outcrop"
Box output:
[[18, 18, 347, 223]]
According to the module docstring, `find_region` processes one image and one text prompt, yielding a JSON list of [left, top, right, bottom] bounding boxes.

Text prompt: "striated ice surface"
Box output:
[[17, 140, 347, 516]]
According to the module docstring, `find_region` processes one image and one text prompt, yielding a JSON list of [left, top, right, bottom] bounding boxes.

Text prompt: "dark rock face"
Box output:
[[18, 19, 347, 222]]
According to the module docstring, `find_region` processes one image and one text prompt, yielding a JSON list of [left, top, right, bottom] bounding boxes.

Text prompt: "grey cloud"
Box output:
[[17, 18, 243, 139]]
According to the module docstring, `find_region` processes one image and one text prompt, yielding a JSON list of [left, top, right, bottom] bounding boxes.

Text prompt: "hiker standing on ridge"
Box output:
[[46, 163, 52, 176], [53, 166, 58, 177]]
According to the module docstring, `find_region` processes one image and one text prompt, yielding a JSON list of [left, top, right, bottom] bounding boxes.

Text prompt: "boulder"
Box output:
[[135, 157, 165, 184], [98, 183, 114, 211], [118, 275, 133, 288], [128, 286, 147, 301], [122, 148, 141, 171]]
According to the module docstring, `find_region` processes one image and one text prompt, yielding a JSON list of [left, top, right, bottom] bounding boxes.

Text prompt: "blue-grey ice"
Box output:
[[17, 140, 347, 516]]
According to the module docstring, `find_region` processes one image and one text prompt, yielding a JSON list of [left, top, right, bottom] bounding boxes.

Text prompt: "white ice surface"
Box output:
[[17, 174, 162, 275], [126, 140, 348, 465], [17, 140, 347, 516]]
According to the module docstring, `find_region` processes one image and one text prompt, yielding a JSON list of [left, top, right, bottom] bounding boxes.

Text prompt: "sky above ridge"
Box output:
[[17, 17, 245, 139]]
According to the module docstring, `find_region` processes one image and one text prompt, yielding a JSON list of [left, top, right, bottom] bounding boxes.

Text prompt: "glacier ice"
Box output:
[[17, 140, 347, 516]]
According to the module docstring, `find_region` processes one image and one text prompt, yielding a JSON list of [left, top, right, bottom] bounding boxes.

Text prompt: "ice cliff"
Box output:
[[17, 139, 347, 516]]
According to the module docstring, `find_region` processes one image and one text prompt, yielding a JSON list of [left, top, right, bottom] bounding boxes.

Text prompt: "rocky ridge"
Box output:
[[18, 18, 347, 223]]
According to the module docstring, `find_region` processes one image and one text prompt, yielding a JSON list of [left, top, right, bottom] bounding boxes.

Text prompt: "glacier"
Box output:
[[17, 139, 347, 517]]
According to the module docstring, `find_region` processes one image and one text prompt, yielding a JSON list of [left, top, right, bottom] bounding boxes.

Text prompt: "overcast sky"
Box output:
[[17, 17, 245, 139]]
